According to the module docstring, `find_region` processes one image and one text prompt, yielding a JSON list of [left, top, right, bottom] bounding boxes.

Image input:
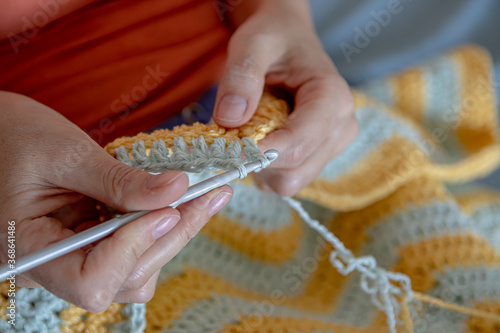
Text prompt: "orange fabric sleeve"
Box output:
[[0, 0, 231, 145]]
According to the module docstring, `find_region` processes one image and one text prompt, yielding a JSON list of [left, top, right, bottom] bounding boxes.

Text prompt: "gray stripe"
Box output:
[[411, 267, 500, 333], [320, 106, 429, 182], [218, 180, 294, 232], [422, 54, 465, 163], [362, 200, 476, 268]]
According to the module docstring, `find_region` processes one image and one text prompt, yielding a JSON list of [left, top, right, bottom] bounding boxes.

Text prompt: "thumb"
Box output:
[[213, 34, 282, 128], [63, 145, 189, 212]]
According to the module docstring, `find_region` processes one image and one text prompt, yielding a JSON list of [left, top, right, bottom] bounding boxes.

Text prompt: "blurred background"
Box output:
[[309, 0, 500, 188]]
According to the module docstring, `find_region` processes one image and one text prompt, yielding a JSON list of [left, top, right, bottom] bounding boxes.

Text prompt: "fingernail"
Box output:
[[146, 172, 184, 190], [209, 191, 232, 217], [153, 215, 180, 240], [215, 94, 247, 123]]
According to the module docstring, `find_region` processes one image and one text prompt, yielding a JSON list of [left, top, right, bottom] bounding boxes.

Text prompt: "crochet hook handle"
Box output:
[[0, 150, 278, 282]]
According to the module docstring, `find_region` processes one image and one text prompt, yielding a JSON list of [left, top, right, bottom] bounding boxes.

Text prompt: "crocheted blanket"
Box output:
[[2, 44, 500, 333]]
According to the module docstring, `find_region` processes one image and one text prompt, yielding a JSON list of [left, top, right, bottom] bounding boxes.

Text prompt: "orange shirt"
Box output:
[[0, 0, 231, 145]]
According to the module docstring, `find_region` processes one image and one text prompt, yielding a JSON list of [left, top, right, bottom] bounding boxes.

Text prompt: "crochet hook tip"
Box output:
[[264, 149, 279, 162]]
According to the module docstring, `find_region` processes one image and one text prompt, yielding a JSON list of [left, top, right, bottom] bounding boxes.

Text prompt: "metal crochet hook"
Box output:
[[0, 149, 279, 282]]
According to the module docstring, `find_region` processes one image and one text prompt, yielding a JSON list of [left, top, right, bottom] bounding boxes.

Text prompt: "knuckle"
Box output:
[[177, 197, 211, 245], [123, 268, 149, 291], [110, 232, 145, 264], [228, 59, 263, 86], [120, 240, 143, 263], [189, 193, 211, 213], [178, 217, 202, 245], [101, 163, 136, 208]]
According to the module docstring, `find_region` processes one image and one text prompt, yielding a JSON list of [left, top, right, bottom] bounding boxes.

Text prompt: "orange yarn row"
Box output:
[[104, 92, 289, 157]]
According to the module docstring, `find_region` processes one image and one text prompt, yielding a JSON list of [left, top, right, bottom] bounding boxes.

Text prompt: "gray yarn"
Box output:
[[115, 136, 269, 177]]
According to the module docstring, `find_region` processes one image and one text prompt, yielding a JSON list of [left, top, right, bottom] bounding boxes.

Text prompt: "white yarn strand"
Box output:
[[283, 197, 414, 333]]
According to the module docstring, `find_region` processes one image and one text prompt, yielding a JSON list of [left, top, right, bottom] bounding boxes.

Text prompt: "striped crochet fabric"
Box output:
[[2, 44, 500, 333]]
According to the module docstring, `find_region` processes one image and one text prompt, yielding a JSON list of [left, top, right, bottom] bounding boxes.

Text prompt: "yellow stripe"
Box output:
[[452, 45, 500, 153], [394, 233, 500, 292], [298, 135, 435, 211], [390, 66, 426, 124], [201, 212, 303, 263], [427, 144, 500, 182], [299, 132, 500, 212], [59, 303, 125, 333]]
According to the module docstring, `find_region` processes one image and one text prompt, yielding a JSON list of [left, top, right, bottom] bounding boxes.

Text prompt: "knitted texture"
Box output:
[[1, 44, 500, 332], [104, 92, 289, 158]]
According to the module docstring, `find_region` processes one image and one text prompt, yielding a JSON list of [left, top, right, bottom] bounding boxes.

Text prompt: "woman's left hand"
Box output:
[[213, 0, 359, 197]]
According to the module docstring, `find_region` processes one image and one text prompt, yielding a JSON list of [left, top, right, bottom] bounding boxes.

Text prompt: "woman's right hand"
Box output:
[[0, 91, 232, 312]]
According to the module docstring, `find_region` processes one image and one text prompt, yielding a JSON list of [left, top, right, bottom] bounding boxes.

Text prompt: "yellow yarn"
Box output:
[[59, 303, 125, 333]]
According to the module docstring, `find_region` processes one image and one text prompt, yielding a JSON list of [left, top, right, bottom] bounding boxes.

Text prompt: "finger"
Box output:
[[15, 275, 41, 288], [254, 116, 358, 197], [20, 206, 180, 313], [257, 76, 355, 170], [121, 186, 233, 290], [113, 270, 160, 304], [54, 137, 189, 212], [213, 33, 285, 128]]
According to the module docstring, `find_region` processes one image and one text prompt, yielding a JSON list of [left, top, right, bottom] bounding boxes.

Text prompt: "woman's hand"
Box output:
[[0, 92, 232, 312], [213, 0, 358, 197]]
